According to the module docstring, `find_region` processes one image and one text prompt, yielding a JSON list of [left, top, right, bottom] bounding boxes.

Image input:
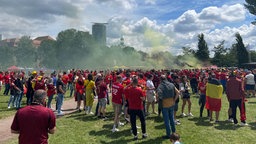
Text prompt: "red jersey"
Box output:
[[198, 82, 206, 95], [112, 82, 124, 104], [220, 72, 227, 80], [125, 86, 145, 110], [4, 74, 10, 84], [11, 105, 56, 144], [104, 74, 113, 84], [62, 74, 69, 85], [68, 73, 73, 82], [34, 80, 46, 91], [97, 82, 108, 99], [0, 74, 3, 82], [76, 79, 84, 95], [122, 78, 131, 87], [47, 84, 56, 97]]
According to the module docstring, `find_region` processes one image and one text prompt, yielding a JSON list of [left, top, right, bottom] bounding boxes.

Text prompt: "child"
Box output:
[[170, 133, 181, 144]]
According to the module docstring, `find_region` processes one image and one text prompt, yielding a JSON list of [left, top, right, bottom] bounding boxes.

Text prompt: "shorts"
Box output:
[[146, 92, 156, 103], [98, 98, 107, 108], [77, 93, 85, 101], [112, 102, 122, 115], [246, 84, 255, 90], [182, 92, 190, 99]]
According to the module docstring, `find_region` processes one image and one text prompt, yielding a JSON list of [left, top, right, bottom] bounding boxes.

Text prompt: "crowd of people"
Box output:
[[1, 67, 255, 143]]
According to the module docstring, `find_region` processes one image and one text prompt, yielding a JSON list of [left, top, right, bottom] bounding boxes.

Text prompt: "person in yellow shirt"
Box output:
[[84, 73, 96, 115]]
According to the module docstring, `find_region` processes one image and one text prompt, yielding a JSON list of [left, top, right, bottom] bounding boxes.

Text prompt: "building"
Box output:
[[32, 36, 55, 48], [0, 37, 20, 47], [92, 23, 107, 46]]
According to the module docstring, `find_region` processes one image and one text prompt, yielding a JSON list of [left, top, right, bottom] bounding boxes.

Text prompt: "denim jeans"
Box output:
[[57, 93, 64, 113], [8, 94, 17, 107], [47, 95, 54, 108], [16, 92, 23, 108], [162, 106, 175, 136]]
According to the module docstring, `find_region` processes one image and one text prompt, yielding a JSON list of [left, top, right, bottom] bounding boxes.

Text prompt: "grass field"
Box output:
[[3, 88, 256, 144]]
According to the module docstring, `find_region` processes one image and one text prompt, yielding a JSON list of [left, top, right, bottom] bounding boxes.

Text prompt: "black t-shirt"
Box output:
[[56, 79, 64, 94]]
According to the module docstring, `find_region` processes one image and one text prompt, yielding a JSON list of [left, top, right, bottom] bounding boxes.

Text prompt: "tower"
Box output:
[[92, 23, 107, 47]]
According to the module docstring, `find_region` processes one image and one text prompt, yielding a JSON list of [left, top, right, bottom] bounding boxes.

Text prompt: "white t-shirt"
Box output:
[[146, 80, 155, 93], [245, 73, 255, 85]]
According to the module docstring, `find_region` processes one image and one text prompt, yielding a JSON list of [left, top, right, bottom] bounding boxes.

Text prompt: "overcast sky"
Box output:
[[0, 0, 255, 55]]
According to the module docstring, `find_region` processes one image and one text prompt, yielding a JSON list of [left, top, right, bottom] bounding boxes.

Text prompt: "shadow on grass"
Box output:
[[248, 122, 256, 130], [89, 128, 134, 143], [145, 115, 163, 123], [248, 102, 256, 104], [188, 117, 214, 127], [65, 112, 99, 121]]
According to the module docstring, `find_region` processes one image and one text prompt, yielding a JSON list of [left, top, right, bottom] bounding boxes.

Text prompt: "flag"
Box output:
[[206, 78, 223, 111]]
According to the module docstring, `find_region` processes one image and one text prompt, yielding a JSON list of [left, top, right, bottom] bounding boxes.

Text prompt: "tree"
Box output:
[[244, 0, 256, 25], [37, 40, 57, 68], [235, 33, 249, 67], [55, 29, 94, 69], [211, 41, 228, 66], [0, 45, 15, 68], [15, 36, 36, 67], [182, 46, 195, 56], [195, 33, 209, 61]]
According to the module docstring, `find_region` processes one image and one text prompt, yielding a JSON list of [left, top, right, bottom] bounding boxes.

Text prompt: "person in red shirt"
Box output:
[[96, 77, 108, 119], [3, 71, 10, 95], [46, 78, 56, 109], [75, 74, 85, 112], [62, 71, 69, 91], [0, 71, 3, 92], [125, 76, 147, 140], [198, 76, 209, 117], [11, 90, 56, 144], [111, 75, 124, 132], [122, 72, 131, 122]]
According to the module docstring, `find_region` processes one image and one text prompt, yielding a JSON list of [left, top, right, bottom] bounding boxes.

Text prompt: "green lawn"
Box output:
[[0, 87, 72, 119], [4, 92, 256, 144]]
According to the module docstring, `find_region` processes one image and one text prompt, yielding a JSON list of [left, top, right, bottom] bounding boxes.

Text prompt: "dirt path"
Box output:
[[0, 98, 77, 143]]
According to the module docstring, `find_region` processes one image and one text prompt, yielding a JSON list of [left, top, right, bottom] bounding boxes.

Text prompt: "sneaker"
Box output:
[[8, 106, 11, 109], [89, 112, 94, 115], [215, 120, 220, 123], [112, 128, 119, 133], [227, 118, 234, 123], [240, 122, 248, 126], [57, 112, 65, 116], [133, 135, 138, 141], [188, 113, 194, 117], [175, 121, 181, 125], [136, 126, 141, 129], [153, 111, 158, 115], [118, 122, 125, 127], [142, 133, 148, 139], [181, 113, 187, 117]]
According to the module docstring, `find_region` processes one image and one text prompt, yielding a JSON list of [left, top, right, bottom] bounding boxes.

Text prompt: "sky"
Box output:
[[0, 0, 255, 55]]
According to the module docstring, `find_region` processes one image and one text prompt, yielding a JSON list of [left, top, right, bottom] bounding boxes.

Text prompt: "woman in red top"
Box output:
[[46, 78, 56, 109], [125, 77, 147, 140], [198, 76, 209, 117]]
